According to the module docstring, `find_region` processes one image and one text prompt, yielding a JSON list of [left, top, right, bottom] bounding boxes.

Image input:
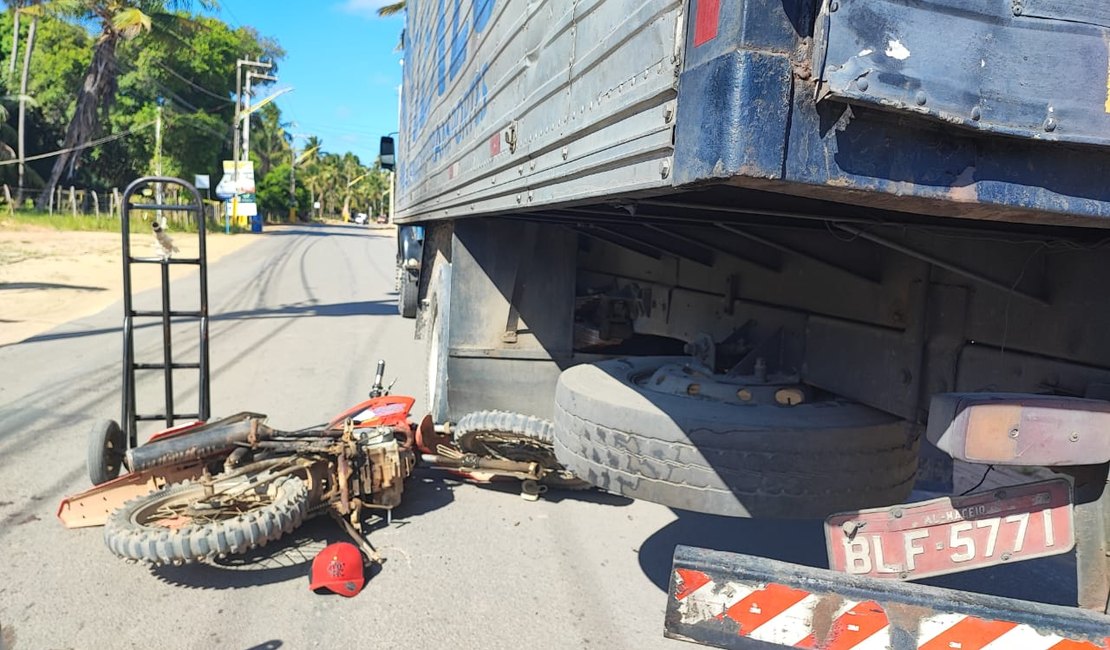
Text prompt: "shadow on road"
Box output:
[[637, 510, 825, 592], [213, 299, 398, 320], [0, 281, 107, 292], [265, 224, 392, 239], [17, 299, 400, 347]]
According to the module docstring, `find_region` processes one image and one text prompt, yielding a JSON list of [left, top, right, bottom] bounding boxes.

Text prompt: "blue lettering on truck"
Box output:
[[401, 0, 495, 192]]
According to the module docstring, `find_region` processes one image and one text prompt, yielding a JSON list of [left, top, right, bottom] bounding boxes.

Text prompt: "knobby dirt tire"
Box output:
[[455, 410, 591, 490], [104, 475, 309, 565], [87, 418, 125, 486], [553, 357, 920, 518]]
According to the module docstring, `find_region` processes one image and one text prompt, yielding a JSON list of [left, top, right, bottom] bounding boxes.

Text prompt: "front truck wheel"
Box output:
[[398, 270, 418, 318], [553, 357, 920, 518]]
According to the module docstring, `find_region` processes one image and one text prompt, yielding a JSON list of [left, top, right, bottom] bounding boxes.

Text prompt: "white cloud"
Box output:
[[337, 0, 394, 18]]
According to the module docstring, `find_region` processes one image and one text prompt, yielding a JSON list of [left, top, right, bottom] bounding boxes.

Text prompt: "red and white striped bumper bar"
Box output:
[[665, 545, 1110, 650]]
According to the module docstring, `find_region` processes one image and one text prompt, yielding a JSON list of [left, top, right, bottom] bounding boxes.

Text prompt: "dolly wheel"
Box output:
[[87, 419, 125, 486]]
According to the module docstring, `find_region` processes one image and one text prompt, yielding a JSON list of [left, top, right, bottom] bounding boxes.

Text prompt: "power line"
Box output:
[[153, 61, 234, 104], [0, 121, 156, 166], [219, 0, 243, 29]]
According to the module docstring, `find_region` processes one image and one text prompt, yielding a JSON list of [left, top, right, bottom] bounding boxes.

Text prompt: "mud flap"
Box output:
[[665, 545, 1110, 649]]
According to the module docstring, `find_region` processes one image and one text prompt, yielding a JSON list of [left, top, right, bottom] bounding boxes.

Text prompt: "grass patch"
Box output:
[[0, 210, 249, 234]]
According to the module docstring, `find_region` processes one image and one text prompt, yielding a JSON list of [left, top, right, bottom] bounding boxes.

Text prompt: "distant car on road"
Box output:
[[353, 212, 368, 225]]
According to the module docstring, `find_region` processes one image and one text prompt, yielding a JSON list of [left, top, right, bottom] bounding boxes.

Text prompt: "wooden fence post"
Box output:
[[92, 190, 100, 218], [2, 184, 13, 217]]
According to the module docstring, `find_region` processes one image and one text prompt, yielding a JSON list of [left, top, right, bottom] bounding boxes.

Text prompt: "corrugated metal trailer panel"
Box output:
[[396, 0, 684, 223]]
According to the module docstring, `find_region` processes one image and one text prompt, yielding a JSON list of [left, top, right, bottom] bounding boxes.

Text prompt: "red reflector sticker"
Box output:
[[694, 0, 720, 47]]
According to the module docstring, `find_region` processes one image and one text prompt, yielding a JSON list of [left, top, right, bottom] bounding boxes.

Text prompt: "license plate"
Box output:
[[825, 479, 1074, 580]]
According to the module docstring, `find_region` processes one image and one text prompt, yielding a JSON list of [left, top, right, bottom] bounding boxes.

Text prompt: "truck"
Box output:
[[383, 0, 1110, 646]]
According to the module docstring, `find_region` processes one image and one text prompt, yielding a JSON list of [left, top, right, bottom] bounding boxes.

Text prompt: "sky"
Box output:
[[212, 0, 406, 165]]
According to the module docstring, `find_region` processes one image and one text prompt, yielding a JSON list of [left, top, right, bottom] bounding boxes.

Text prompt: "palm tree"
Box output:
[[5, 0, 41, 202], [250, 102, 289, 178], [338, 151, 362, 220], [35, 0, 215, 209], [376, 1, 404, 17]]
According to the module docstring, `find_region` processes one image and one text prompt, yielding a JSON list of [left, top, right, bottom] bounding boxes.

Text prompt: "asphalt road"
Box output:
[[0, 223, 1081, 650]]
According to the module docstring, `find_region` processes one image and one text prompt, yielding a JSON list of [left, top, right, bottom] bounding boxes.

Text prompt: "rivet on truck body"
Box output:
[[660, 159, 671, 179], [915, 91, 927, 106], [971, 105, 982, 121], [1069, 431, 1079, 442], [1044, 117, 1057, 132], [857, 78, 869, 92]]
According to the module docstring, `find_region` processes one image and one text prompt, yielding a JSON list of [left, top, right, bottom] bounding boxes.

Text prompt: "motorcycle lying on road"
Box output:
[[58, 361, 586, 566]]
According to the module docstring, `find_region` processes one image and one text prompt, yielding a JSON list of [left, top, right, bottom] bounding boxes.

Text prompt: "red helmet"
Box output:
[[309, 542, 365, 597]]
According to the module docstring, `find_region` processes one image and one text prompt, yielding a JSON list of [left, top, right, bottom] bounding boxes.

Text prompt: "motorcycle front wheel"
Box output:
[[103, 475, 310, 565]]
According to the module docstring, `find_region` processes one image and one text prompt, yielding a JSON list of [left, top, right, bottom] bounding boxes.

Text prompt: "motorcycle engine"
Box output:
[[355, 425, 415, 509]]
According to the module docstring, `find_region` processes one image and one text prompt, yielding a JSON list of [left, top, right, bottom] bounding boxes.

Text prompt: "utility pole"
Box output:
[[154, 97, 164, 218], [244, 70, 277, 164], [232, 59, 271, 225], [155, 99, 163, 176]]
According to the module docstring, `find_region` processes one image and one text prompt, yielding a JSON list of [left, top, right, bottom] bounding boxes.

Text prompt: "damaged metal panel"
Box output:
[[816, 0, 1110, 148], [665, 545, 1110, 649]]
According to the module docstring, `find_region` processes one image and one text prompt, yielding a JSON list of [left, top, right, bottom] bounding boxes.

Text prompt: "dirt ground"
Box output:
[[0, 223, 258, 347]]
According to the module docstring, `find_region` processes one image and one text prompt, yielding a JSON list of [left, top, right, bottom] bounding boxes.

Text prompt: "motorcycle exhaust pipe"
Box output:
[[127, 412, 274, 472]]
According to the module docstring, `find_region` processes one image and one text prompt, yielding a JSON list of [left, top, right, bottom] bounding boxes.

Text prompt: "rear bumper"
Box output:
[[666, 545, 1110, 649]]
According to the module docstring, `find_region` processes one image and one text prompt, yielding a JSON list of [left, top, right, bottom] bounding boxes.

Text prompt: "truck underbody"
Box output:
[[391, 0, 1110, 635]]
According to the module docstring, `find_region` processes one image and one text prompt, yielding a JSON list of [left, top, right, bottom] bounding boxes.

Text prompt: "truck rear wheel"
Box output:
[[398, 270, 418, 318], [552, 356, 920, 518]]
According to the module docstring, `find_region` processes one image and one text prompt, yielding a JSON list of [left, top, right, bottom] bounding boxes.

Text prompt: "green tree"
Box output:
[[256, 160, 305, 218], [249, 101, 288, 178], [35, 0, 218, 209]]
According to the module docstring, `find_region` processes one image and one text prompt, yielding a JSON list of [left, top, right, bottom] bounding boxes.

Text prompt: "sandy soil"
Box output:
[[0, 223, 259, 347]]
